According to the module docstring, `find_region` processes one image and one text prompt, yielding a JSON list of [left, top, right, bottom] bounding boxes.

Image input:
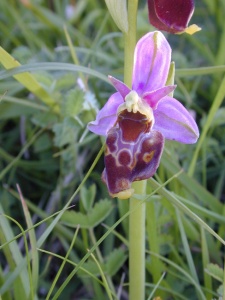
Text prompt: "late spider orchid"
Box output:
[[148, 0, 200, 34], [88, 31, 199, 199]]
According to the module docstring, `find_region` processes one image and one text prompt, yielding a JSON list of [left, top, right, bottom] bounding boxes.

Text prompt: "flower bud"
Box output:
[[148, 0, 201, 34]]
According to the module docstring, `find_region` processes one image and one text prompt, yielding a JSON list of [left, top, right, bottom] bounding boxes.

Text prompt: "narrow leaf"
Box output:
[[17, 184, 39, 299], [0, 205, 30, 299], [0, 47, 59, 112]]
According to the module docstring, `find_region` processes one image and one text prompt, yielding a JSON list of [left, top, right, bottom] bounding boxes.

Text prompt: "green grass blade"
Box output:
[[176, 65, 225, 77], [147, 272, 166, 300], [2, 95, 49, 111], [147, 251, 206, 300], [201, 228, 212, 300], [0, 128, 44, 181], [176, 209, 199, 285], [161, 151, 222, 212], [46, 226, 80, 299], [0, 205, 31, 299], [188, 74, 225, 176], [37, 248, 107, 287], [148, 178, 225, 246], [89, 252, 113, 300], [0, 47, 59, 112], [17, 184, 39, 299], [51, 172, 183, 299], [0, 62, 109, 84]]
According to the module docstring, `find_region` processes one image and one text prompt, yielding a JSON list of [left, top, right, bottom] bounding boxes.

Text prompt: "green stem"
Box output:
[[117, 0, 139, 251], [123, 1, 147, 299], [124, 0, 138, 87], [146, 199, 161, 283], [129, 181, 146, 300]]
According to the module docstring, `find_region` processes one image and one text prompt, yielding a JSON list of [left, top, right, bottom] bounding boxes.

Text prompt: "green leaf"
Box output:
[[63, 88, 85, 117], [0, 102, 35, 119], [52, 117, 78, 147], [61, 199, 114, 229], [217, 284, 223, 296], [77, 248, 127, 278], [80, 184, 96, 212], [77, 260, 102, 277], [158, 234, 173, 247], [33, 133, 52, 153], [82, 90, 99, 112], [105, 248, 127, 276], [11, 46, 33, 65], [205, 263, 223, 282], [31, 111, 58, 128]]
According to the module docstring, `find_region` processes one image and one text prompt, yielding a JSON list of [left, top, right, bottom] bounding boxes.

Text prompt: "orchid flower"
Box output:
[[148, 0, 200, 34], [88, 31, 199, 199]]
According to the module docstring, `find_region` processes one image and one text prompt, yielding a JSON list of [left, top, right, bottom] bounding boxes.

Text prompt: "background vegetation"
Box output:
[[0, 0, 225, 299]]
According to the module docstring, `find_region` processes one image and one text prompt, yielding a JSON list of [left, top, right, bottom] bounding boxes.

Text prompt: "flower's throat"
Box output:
[[117, 90, 154, 142], [118, 111, 151, 142], [118, 90, 154, 119]]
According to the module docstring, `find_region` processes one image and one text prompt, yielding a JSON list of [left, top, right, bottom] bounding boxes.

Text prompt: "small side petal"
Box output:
[[108, 76, 131, 98], [143, 85, 176, 109], [153, 96, 199, 144], [87, 92, 123, 136], [132, 31, 171, 95]]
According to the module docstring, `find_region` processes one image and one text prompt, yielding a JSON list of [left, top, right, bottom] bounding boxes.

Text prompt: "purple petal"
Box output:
[[108, 76, 131, 99], [143, 85, 176, 109], [132, 31, 171, 95], [147, 0, 194, 34], [87, 92, 123, 136], [153, 96, 199, 144]]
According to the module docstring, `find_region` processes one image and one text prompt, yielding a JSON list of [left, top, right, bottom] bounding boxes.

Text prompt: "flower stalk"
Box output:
[[124, 0, 138, 87], [124, 0, 146, 299], [146, 200, 161, 283], [129, 181, 146, 300]]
